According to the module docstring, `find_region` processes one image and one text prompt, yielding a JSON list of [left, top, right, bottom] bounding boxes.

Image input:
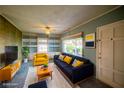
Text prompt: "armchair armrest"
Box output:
[[33, 55, 36, 60], [45, 55, 49, 60]]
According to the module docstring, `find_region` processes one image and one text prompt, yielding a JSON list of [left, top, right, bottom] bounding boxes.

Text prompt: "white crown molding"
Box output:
[[1, 14, 22, 31], [1, 13, 22, 32], [63, 6, 122, 34]]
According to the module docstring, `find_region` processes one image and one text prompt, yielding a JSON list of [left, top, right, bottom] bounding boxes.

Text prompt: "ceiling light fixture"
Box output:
[[45, 26, 50, 30], [45, 26, 51, 35], [46, 30, 50, 35]]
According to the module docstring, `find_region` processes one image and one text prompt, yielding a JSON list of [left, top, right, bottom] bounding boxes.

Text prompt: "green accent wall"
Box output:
[[62, 6, 124, 64], [0, 15, 22, 66]]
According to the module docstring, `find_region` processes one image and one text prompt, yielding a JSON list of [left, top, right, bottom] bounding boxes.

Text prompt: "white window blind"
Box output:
[[37, 38, 48, 53]]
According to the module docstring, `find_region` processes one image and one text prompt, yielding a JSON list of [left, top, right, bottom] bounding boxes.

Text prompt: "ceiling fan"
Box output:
[[32, 24, 65, 34]]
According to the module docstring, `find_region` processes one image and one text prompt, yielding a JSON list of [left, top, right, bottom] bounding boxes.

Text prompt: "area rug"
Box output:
[[0, 62, 29, 88], [24, 63, 75, 88]]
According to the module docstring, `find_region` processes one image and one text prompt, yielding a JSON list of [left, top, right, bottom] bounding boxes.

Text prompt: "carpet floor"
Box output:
[[0, 62, 29, 88]]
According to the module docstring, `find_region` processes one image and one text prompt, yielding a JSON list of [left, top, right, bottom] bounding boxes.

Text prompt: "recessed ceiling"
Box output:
[[0, 5, 118, 34]]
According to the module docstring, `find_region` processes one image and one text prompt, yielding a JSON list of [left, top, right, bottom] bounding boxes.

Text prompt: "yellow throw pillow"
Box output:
[[64, 56, 72, 64], [59, 55, 65, 61], [72, 59, 84, 67]]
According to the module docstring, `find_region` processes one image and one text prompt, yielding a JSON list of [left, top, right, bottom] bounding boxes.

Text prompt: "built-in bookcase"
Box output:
[[22, 33, 61, 60], [22, 34, 37, 60]]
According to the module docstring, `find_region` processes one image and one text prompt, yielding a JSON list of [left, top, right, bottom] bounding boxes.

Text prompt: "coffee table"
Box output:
[[37, 66, 53, 81]]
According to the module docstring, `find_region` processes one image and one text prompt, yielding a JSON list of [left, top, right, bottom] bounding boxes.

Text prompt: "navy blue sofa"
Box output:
[[54, 53, 94, 84]]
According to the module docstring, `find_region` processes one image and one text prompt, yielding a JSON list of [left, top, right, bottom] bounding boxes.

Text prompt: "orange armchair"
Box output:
[[33, 53, 49, 66]]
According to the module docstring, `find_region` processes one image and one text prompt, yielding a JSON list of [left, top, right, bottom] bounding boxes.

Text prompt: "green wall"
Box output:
[[62, 6, 124, 64], [0, 15, 22, 66]]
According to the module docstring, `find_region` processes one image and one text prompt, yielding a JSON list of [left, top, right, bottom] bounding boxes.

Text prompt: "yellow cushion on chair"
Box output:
[[63, 56, 72, 64], [72, 59, 84, 67]]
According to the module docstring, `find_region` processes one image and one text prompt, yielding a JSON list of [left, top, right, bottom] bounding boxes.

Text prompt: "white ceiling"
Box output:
[[0, 5, 118, 34]]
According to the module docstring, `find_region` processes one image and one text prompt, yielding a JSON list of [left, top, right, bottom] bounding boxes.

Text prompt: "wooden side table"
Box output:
[[37, 66, 53, 81]]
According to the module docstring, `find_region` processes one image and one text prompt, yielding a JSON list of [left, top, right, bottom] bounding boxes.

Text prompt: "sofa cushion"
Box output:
[[72, 59, 84, 67], [55, 60, 73, 78], [62, 65, 73, 76], [63, 56, 72, 64], [55, 59, 68, 68]]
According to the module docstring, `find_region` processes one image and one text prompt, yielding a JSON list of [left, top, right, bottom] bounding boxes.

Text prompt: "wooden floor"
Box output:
[[24, 63, 79, 88]]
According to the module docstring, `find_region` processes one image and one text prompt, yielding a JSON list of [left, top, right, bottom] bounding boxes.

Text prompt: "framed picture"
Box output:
[[85, 33, 95, 48]]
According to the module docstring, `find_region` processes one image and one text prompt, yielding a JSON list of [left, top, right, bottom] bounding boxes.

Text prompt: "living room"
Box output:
[[0, 5, 124, 89]]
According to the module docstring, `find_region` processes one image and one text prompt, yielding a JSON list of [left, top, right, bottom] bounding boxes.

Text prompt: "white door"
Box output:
[[96, 20, 124, 87]]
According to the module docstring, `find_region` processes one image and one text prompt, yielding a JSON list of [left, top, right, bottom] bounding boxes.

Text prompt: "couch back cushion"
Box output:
[[74, 55, 90, 64], [63, 56, 72, 64], [62, 53, 90, 64], [62, 53, 75, 64]]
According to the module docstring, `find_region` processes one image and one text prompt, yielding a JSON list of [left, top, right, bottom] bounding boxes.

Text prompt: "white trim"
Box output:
[[64, 6, 121, 34], [62, 32, 82, 40]]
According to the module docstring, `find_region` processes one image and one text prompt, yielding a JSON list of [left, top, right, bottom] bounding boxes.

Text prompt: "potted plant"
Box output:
[[22, 46, 30, 63], [43, 64, 48, 68], [41, 64, 48, 70]]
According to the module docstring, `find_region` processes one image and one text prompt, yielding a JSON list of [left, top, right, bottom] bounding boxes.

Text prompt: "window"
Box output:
[[63, 38, 83, 56], [37, 38, 48, 53]]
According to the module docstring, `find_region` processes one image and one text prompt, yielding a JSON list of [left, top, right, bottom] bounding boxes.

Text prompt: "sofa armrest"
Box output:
[[0, 66, 12, 81], [72, 63, 94, 79], [54, 55, 59, 60]]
